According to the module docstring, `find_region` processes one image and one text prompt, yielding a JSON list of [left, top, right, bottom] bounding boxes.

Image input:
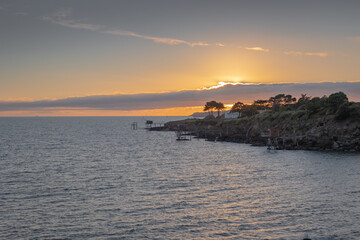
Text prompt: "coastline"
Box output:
[[152, 113, 360, 152]]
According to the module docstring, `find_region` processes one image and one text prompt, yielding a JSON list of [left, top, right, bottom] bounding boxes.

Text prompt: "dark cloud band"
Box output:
[[1, 82, 359, 111]]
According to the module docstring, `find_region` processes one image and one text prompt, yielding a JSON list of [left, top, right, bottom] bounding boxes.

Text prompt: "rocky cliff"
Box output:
[[163, 110, 360, 152]]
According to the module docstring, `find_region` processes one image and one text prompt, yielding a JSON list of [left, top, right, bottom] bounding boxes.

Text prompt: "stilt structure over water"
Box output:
[[262, 128, 280, 150], [145, 120, 154, 129], [145, 120, 165, 130], [130, 122, 138, 130], [174, 124, 192, 141], [262, 128, 304, 150]]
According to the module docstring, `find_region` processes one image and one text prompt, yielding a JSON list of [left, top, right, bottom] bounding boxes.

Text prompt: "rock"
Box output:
[[161, 108, 360, 152]]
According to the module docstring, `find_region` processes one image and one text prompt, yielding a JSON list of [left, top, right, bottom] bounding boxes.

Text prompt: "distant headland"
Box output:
[[156, 92, 360, 152]]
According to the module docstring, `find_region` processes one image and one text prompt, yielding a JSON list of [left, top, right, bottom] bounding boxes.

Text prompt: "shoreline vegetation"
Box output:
[[154, 92, 360, 152]]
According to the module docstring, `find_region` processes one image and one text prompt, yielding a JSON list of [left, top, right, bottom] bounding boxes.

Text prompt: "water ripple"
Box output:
[[0, 117, 360, 239]]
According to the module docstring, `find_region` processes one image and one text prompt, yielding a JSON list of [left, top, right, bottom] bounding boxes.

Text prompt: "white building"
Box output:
[[224, 110, 240, 119]]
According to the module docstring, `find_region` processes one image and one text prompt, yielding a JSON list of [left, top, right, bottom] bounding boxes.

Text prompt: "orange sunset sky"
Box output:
[[1, 0, 360, 116]]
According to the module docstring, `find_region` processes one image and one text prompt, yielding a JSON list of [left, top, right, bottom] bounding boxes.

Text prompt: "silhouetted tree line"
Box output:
[[203, 92, 360, 120]]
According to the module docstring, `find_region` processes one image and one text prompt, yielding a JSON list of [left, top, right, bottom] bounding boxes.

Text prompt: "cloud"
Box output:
[[43, 9, 101, 31], [1, 82, 359, 112], [103, 30, 193, 46], [43, 9, 224, 47], [245, 47, 270, 52], [283, 51, 303, 56], [201, 81, 253, 90], [102, 30, 216, 47], [284, 51, 328, 57], [304, 52, 328, 57]]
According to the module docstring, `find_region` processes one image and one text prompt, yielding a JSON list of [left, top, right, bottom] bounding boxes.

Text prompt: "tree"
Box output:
[[269, 94, 285, 103], [295, 94, 311, 108], [328, 92, 348, 110], [254, 99, 270, 110], [268, 94, 285, 111], [214, 102, 225, 117], [298, 94, 310, 103], [203, 101, 217, 115], [241, 104, 258, 117], [268, 94, 296, 111], [203, 101, 225, 117], [203, 102, 211, 115], [305, 97, 322, 114], [230, 102, 244, 118], [284, 94, 297, 104]]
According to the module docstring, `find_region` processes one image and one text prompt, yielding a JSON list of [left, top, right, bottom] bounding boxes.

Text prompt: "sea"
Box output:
[[0, 117, 360, 240]]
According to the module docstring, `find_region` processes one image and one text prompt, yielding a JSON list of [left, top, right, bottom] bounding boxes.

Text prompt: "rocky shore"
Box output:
[[157, 111, 360, 152]]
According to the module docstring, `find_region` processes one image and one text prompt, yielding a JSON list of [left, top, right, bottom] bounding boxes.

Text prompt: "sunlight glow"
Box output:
[[245, 47, 270, 52], [0, 106, 205, 117], [202, 81, 255, 90]]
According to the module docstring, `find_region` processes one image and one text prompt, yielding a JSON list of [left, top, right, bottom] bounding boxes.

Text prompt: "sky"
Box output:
[[1, 0, 360, 116]]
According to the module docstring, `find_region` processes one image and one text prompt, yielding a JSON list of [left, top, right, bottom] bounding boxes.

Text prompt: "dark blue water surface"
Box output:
[[0, 117, 360, 240]]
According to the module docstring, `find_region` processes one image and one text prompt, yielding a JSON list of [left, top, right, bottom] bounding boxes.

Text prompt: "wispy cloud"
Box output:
[[102, 30, 212, 47], [304, 52, 327, 57], [43, 9, 224, 47], [283, 51, 303, 56], [1, 82, 359, 112], [43, 9, 101, 31], [284, 51, 328, 57], [245, 47, 270, 52]]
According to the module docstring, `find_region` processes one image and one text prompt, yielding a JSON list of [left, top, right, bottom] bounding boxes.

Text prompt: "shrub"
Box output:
[[256, 111, 271, 122], [270, 112, 280, 121], [349, 103, 360, 118], [279, 111, 293, 120], [305, 97, 326, 114], [328, 92, 348, 110], [335, 103, 351, 121], [292, 110, 307, 119], [335, 102, 360, 121]]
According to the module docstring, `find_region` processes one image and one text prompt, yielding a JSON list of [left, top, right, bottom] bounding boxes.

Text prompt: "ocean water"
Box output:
[[0, 117, 360, 240]]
